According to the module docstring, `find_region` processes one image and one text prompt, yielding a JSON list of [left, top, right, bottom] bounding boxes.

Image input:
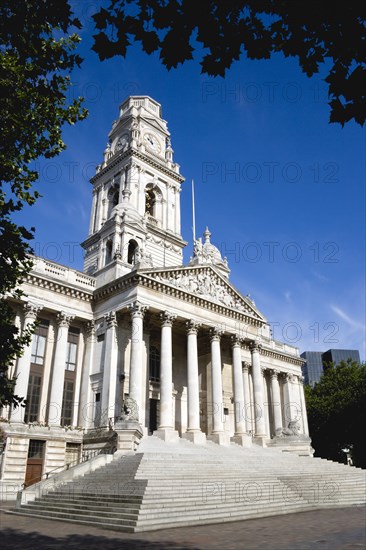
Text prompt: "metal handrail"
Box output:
[[21, 448, 113, 490]]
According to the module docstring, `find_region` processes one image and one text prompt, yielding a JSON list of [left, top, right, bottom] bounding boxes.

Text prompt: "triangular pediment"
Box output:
[[140, 114, 167, 135], [139, 265, 266, 322]]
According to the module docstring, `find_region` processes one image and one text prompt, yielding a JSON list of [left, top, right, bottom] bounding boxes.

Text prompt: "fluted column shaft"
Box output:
[[232, 336, 246, 435], [101, 312, 118, 424], [78, 321, 95, 428], [242, 362, 251, 432], [11, 303, 41, 422], [250, 341, 266, 437], [270, 370, 283, 433], [128, 302, 148, 423], [159, 312, 176, 429], [186, 321, 201, 432], [210, 329, 224, 433], [298, 376, 309, 435], [48, 312, 74, 425]]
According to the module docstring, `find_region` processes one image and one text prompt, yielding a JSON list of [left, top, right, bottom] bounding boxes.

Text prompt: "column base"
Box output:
[[154, 428, 179, 443], [231, 433, 252, 447], [207, 432, 231, 446], [183, 430, 206, 445], [114, 420, 143, 452], [253, 435, 267, 447]]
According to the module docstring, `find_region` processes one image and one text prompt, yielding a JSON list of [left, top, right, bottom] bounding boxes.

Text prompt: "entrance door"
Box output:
[[149, 398, 158, 434], [25, 440, 45, 487]]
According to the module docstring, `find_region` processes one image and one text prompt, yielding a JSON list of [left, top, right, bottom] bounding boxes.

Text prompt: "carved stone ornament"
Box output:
[[275, 420, 301, 437], [128, 301, 148, 319], [249, 340, 262, 353], [24, 302, 42, 320], [186, 320, 201, 334], [56, 311, 74, 328], [160, 311, 177, 327], [231, 334, 243, 347], [242, 361, 251, 373], [120, 397, 139, 421], [210, 326, 223, 341], [84, 320, 95, 336], [149, 268, 261, 316], [135, 246, 153, 268], [105, 311, 117, 329]]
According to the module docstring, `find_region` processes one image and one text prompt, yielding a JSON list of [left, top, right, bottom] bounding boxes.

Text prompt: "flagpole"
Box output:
[[192, 179, 196, 243]]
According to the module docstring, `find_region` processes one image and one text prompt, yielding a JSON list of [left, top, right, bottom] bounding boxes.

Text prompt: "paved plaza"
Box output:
[[1, 504, 365, 549]]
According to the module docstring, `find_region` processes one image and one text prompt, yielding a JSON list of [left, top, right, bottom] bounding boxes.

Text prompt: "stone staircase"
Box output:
[[14, 436, 366, 532]]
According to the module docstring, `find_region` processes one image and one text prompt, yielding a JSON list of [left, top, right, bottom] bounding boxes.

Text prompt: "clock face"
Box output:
[[144, 133, 161, 154]]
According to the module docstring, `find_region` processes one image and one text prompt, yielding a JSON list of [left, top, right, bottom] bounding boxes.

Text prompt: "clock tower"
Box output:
[[82, 96, 187, 283]]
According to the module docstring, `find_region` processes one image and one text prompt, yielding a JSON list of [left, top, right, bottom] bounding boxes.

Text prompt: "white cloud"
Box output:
[[330, 304, 365, 331]]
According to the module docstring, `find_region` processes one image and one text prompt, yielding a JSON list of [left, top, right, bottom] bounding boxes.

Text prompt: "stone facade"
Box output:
[[0, 96, 310, 499]]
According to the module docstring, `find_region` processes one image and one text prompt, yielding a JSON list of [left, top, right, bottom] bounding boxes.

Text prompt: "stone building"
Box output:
[[0, 96, 309, 499]]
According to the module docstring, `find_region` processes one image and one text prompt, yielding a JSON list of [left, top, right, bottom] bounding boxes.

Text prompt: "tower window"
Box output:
[[107, 186, 119, 218], [145, 189, 156, 216], [113, 190, 119, 206], [127, 240, 138, 265], [105, 240, 113, 264]]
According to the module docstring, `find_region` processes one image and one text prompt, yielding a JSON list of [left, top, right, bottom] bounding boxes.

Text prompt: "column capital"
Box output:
[[269, 369, 280, 380], [249, 339, 262, 353], [210, 326, 223, 342], [128, 301, 148, 319], [231, 334, 243, 348], [56, 311, 74, 328], [298, 374, 305, 385], [186, 319, 201, 335], [282, 372, 295, 383], [84, 319, 95, 337], [242, 361, 251, 373], [160, 311, 177, 327], [105, 311, 117, 328], [24, 302, 42, 320]]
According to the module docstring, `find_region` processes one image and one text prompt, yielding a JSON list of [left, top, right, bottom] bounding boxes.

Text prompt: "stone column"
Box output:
[[155, 312, 179, 442], [242, 362, 252, 434], [298, 375, 309, 435], [127, 301, 148, 423], [183, 320, 206, 444], [89, 189, 97, 235], [250, 340, 267, 443], [231, 335, 251, 446], [101, 312, 119, 426], [11, 303, 42, 422], [282, 373, 297, 427], [270, 369, 283, 436], [208, 328, 230, 445], [78, 321, 95, 428], [48, 312, 74, 426]]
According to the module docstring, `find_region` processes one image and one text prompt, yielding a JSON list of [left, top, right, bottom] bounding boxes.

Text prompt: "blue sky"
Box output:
[[17, 4, 365, 359]]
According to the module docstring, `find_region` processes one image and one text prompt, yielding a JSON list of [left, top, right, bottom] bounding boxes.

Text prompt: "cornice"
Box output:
[[90, 147, 184, 185], [260, 346, 304, 366], [25, 273, 94, 302], [93, 265, 268, 328]]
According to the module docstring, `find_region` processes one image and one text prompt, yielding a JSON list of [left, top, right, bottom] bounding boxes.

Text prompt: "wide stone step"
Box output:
[[16, 436, 365, 533]]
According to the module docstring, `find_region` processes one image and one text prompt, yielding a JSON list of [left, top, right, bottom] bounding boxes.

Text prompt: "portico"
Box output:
[[0, 96, 310, 499]]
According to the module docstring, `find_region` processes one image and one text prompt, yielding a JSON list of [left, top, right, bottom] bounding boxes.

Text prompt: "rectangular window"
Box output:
[[65, 327, 79, 371], [27, 439, 45, 459], [65, 443, 81, 466], [30, 320, 49, 366], [61, 379, 75, 426], [24, 374, 42, 423]]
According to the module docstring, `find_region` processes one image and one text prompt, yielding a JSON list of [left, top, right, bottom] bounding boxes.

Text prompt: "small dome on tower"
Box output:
[[189, 227, 230, 278]]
